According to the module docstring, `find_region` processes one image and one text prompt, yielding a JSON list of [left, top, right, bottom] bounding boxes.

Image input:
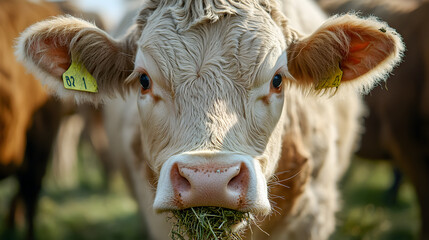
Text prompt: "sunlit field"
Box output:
[[0, 142, 419, 240]]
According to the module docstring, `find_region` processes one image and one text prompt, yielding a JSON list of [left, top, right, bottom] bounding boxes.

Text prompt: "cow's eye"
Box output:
[[272, 74, 282, 89], [140, 73, 151, 90]]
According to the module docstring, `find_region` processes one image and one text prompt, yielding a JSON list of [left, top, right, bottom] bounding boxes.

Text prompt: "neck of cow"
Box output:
[[259, 132, 311, 234]]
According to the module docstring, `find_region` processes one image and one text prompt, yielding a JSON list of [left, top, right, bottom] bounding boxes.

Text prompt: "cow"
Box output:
[[15, 0, 404, 239], [0, 1, 63, 239], [319, 1, 429, 239], [0, 1, 108, 239]]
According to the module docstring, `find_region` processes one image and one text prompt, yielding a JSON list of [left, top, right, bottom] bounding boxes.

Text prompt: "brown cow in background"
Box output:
[[0, 1, 107, 239], [319, 1, 429, 239], [0, 1, 63, 239]]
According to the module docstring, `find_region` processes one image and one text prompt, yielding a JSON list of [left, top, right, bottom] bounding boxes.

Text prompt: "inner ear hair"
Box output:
[[287, 14, 404, 93]]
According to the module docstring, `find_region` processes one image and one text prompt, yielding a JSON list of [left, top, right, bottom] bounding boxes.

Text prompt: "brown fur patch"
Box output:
[[0, 0, 61, 166], [261, 133, 311, 233]]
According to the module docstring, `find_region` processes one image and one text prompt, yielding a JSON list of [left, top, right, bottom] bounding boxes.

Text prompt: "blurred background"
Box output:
[[0, 0, 425, 239]]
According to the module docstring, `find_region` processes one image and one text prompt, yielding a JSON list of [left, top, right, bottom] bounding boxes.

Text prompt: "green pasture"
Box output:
[[332, 158, 419, 240], [0, 142, 420, 239]]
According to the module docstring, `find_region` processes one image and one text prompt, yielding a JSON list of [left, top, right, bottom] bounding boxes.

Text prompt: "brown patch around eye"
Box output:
[[260, 71, 285, 105], [261, 95, 270, 105], [270, 76, 283, 94], [140, 87, 150, 95], [135, 69, 163, 102], [139, 70, 151, 93]]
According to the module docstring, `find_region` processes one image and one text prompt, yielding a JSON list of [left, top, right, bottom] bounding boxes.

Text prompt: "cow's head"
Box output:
[[16, 0, 403, 228]]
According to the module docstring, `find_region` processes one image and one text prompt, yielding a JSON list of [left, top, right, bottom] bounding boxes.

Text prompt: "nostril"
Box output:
[[227, 163, 249, 192], [171, 163, 191, 193]]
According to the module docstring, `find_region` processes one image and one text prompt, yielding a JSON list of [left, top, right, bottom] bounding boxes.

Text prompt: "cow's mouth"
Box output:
[[169, 207, 250, 239]]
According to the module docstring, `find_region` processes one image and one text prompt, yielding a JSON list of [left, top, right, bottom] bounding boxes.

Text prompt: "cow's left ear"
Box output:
[[15, 16, 139, 105], [287, 14, 404, 93]]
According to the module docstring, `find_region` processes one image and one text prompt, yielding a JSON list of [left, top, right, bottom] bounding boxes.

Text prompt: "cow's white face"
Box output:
[[130, 9, 288, 215]]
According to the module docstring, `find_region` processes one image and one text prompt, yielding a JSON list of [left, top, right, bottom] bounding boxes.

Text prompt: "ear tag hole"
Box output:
[[315, 63, 343, 90], [62, 59, 98, 93]]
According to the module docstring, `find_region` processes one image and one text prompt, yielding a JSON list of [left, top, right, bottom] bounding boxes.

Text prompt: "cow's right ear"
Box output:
[[15, 16, 138, 104], [286, 14, 404, 94]]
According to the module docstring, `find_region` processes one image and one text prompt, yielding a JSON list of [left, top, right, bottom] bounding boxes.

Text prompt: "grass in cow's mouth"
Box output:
[[170, 207, 250, 240]]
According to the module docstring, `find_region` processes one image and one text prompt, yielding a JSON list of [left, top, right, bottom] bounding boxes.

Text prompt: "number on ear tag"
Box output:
[[62, 60, 98, 93], [315, 64, 343, 90]]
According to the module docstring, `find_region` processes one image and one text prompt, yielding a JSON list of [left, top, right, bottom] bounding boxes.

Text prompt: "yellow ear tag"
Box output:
[[315, 64, 343, 90], [62, 60, 98, 93]]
